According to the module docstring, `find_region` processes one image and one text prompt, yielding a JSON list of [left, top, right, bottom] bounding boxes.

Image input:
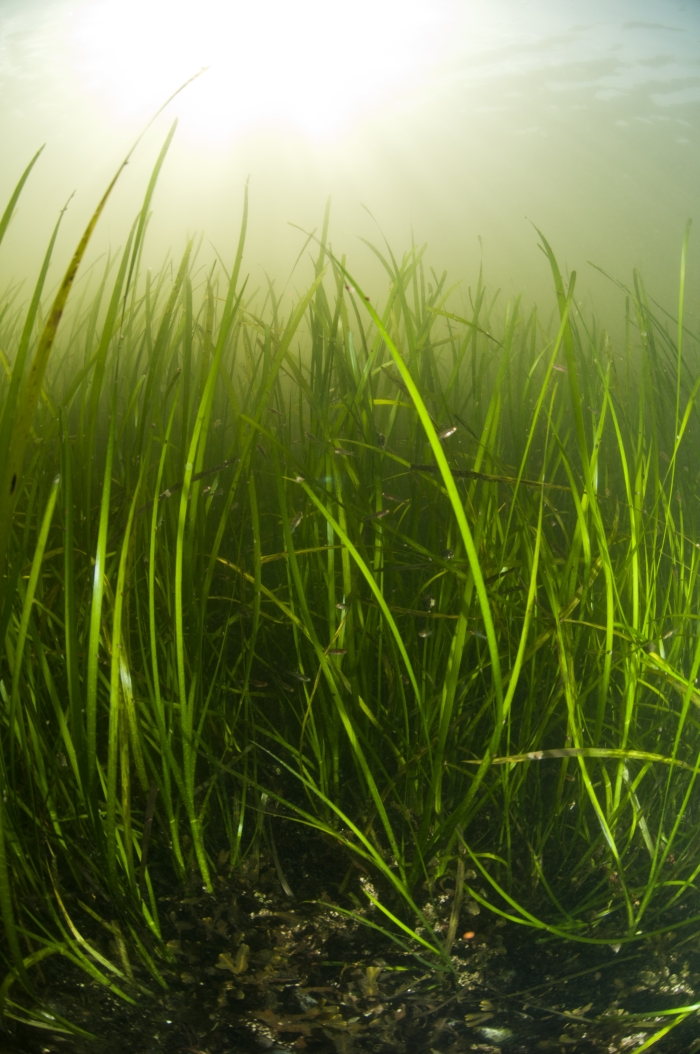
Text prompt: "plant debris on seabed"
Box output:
[[7, 840, 700, 1054]]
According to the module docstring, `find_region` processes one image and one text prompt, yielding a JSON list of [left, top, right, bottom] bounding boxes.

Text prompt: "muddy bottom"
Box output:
[[5, 835, 700, 1054]]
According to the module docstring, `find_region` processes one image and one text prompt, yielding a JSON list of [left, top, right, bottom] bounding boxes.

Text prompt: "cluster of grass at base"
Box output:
[[0, 134, 699, 1044]]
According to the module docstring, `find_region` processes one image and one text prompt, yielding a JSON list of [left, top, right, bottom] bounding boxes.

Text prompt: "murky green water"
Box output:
[[0, 0, 698, 318], [2, 5, 700, 1050]]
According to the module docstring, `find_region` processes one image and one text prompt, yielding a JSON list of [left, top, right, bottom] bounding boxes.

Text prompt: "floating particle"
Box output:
[[441, 548, 455, 560], [439, 425, 457, 439]]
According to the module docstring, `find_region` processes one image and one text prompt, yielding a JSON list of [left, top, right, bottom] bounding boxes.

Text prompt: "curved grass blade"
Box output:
[[0, 146, 44, 251], [85, 402, 115, 808]]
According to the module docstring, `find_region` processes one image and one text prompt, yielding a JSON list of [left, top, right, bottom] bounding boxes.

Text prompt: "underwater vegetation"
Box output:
[[1, 125, 700, 1047]]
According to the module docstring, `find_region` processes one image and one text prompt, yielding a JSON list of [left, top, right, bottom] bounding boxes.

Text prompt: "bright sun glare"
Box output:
[[72, 0, 451, 143]]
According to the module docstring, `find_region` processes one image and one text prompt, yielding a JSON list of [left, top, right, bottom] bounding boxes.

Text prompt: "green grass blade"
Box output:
[[0, 146, 44, 250]]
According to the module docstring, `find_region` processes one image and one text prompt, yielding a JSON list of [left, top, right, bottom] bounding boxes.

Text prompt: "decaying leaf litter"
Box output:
[[6, 836, 700, 1054]]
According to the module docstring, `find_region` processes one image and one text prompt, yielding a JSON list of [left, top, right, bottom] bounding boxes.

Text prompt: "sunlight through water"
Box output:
[[70, 0, 453, 143], [0, 0, 697, 319]]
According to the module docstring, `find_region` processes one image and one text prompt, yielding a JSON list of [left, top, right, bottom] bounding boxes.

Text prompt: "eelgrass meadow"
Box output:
[[1, 124, 700, 1044]]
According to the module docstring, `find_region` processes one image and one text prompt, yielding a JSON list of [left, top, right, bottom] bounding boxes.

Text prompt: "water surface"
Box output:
[[0, 0, 698, 318]]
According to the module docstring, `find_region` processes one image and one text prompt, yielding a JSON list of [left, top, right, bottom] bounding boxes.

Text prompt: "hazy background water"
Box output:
[[0, 0, 698, 325]]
